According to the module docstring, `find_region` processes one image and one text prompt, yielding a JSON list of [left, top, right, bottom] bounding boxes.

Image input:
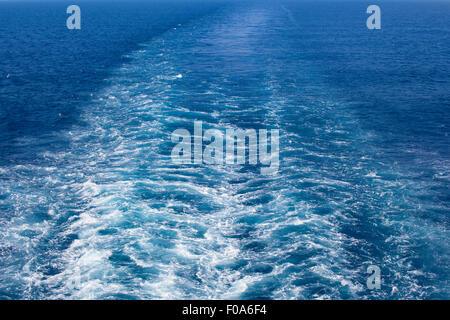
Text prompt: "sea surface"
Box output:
[[0, 0, 449, 299]]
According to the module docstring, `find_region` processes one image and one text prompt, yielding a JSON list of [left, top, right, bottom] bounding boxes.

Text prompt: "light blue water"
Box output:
[[0, 1, 449, 299]]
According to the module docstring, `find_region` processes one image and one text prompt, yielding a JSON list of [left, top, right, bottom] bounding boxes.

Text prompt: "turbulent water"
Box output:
[[0, 1, 449, 299]]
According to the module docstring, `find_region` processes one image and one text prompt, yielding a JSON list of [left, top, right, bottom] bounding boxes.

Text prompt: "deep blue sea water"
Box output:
[[0, 0, 449, 299]]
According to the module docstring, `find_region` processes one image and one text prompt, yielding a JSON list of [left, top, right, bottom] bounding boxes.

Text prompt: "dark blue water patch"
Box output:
[[242, 240, 267, 252], [100, 293, 140, 300], [0, 0, 225, 166], [216, 259, 249, 271], [109, 250, 160, 280], [98, 228, 119, 236], [109, 251, 134, 265], [247, 263, 273, 274], [282, 1, 450, 162], [241, 278, 281, 300]]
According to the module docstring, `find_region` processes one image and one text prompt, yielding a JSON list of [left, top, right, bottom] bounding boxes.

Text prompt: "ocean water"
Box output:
[[0, 0, 449, 299]]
